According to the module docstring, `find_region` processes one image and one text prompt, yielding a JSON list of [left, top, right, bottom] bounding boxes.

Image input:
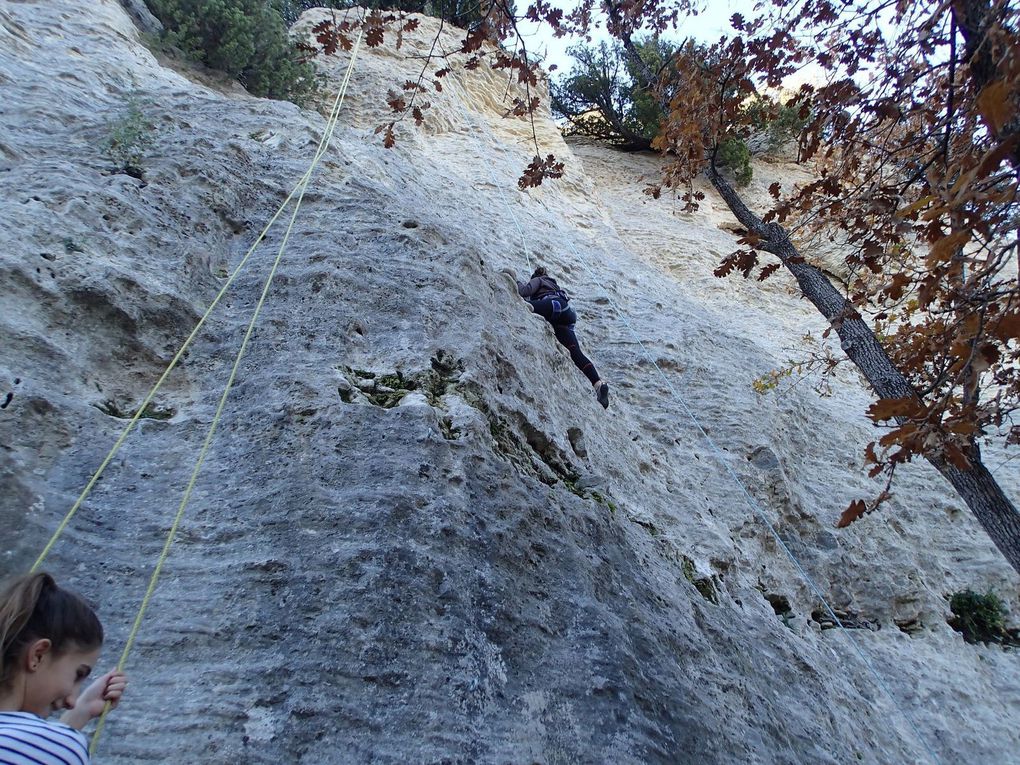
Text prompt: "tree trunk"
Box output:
[[929, 450, 1020, 571], [705, 163, 1020, 575], [952, 0, 1020, 165], [599, 2, 1020, 574]]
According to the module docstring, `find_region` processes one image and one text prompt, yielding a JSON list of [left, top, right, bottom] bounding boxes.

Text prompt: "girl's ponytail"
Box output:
[[0, 572, 103, 687], [0, 572, 50, 683]]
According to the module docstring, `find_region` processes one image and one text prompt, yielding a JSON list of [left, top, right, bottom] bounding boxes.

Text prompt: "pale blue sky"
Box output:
[[517, 0, 758, 76]]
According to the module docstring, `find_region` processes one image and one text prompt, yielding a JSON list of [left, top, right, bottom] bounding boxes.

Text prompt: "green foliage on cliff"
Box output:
[[717, 136, 752, 187], [103, 98, 157, 178], [744, 96, 811, 152], [274, 0, 488, 26], [949, 590, 1019, 646], [145, 0, 316, 101], [551, 38, 678, 152]]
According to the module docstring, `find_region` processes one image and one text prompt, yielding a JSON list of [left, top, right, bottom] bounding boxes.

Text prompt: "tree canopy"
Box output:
[[146, 0, 318, 100], [550, 38, 674, 152]]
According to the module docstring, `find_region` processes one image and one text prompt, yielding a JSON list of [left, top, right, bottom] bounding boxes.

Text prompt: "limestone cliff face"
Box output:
[[1, 2, 1017, 763]]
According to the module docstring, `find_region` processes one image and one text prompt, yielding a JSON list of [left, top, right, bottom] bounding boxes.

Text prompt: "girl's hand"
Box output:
[[61, 671, 128, 729]]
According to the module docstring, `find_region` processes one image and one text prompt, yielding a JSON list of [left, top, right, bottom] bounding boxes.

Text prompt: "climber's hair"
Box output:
[[531, 266, 547, 279], [0, 572, 103, 688]]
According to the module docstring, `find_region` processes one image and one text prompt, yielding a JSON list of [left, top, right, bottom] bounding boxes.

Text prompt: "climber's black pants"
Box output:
[[528, 295, 600, 385]]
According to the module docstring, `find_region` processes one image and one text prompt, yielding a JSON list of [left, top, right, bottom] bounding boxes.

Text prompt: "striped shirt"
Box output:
[[0, 712, 88, 765]]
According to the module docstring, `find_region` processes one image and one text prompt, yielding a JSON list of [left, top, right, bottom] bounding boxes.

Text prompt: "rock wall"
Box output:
[[0, 2, 1017, 763]]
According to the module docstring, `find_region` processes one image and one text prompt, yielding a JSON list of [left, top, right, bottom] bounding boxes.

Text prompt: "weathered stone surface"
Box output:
[[0, 2, 1017, 763], [117, 0, 162, 36]]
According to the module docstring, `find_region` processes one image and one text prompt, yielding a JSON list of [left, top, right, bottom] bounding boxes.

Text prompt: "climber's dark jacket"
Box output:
[[517, 275, 567, 302], [515, 275, 599, 386]]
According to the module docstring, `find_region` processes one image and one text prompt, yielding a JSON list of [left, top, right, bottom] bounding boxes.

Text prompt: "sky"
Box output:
[[516, 0, 759, 77]]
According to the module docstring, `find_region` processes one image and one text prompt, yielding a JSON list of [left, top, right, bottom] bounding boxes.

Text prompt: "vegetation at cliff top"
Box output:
[[549, 37, 806, 186], [144, 0, 318, 101]]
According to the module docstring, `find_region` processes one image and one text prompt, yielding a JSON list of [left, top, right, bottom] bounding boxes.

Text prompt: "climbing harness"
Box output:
[[27, 20, 365, 756], [439, 41, 941, 765]]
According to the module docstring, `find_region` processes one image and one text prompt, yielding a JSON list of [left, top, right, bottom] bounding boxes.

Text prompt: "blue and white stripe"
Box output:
[[0, 712, 88, 765]]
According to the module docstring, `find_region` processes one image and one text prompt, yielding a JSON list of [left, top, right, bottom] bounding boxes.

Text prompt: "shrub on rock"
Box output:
[[949, 590, 1019, 647], [145, 0, 316, 101]]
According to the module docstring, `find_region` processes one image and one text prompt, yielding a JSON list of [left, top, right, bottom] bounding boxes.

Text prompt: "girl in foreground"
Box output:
[[0, 573, 128, 764]]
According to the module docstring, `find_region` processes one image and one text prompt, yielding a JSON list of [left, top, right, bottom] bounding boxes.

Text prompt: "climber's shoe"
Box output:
[[596, 381, 610, 409]]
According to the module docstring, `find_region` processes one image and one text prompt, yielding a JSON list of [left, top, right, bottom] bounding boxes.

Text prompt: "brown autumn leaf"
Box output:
[[836, 499, 869, 528], [714, 254, 738, 278], [867, 397, 926, 421], [366, 24, 385, 48], [462, 25, 488, 53], [872, 100, 901, 120], [947, 419, 981, 437], [975, 79, 1012, 134], [864, 442, 879, 464], [312, 21, 352, 56], [509, 96, 541, 117], [990, 313, 1020, 341], [883, 272, 911, 301], [386, 91, 406, 113], [878, 422, 918, 448], [944, 443, 972, 470], [738, 231, 762, 248], [518, 155, 565, 189], [925, 230, 970, 269]]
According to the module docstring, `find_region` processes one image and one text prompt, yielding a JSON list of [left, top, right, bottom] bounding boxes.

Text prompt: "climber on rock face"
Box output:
[[515, 266, 610, 409]]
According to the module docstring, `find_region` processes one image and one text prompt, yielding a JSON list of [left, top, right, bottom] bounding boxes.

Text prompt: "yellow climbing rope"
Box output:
[[18, 26, 365, 755], [87, 30, 365, 754], [30, 36, 363, 576], [87, 31, 365, 752]]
